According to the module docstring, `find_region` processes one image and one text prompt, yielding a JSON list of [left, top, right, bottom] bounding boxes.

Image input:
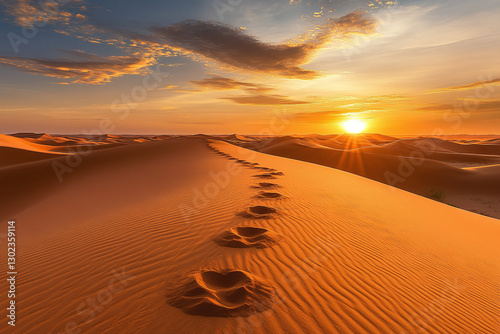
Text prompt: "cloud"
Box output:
[[190, 75, 272, 93], [2, 0, 124, 52], [290, 110, 347, 123], [188, 75, 305, 104], [417, 99, 500, 112], [0, 51, 153, 84], [429, 78, 500, 93], [1, 0, 84, 27], [150, 12, 376, 79], [159, 84, 178, 90], [221, 94, 309, 105], [189, 75, 304, 105]]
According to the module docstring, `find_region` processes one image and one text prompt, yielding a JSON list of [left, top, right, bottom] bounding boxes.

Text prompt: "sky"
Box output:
[[0, 0, 499, 135]]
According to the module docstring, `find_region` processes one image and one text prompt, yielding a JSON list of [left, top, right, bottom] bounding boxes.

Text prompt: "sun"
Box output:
[[342, 119, 367, 134]]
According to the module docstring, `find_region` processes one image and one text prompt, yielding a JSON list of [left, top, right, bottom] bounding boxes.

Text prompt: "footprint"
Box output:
[[253, 182, 280, 189], [166, 269, 275, 317], [256, 192, 283, 199], [254, 168, 282, 175], [253, 173, 277, 179], [238, 205, 277, 219], [213, 226, 281, 248]]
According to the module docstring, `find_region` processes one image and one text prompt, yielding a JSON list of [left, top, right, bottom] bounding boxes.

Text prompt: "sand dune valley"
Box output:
[[0, 132, 499, 334]]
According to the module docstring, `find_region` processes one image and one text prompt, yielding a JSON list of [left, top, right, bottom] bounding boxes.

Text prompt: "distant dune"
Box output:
[[228, 134, 500, 218], [0, 134, 498, 333], [0, 133, 62, 153]]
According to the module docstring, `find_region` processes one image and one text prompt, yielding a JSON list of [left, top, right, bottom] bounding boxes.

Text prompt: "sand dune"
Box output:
[[232, 134, 500, 218], [0, 133, 62, 153], [0, 147, 65, 168], [0, 136, 498, 333], [0, 134, 155, 169], [401, 137, 500, 155], [0, 133, 69, 167]]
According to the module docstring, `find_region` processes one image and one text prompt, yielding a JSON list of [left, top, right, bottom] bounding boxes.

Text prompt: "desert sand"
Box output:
[[232, 134, 500, 219], [0, 134, 499, 333]]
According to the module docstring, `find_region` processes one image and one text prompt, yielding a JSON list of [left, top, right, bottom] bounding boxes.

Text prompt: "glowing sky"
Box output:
[[0, 0, 499, 134]]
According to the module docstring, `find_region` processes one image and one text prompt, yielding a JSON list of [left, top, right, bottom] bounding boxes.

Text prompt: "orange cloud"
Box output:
[[221, 94, 308, 105], [417, 99, 500, 112], [150, 12, 376, 79], [429, 78, 500, 93], [291, 110, 350, 123], [0, 51, 154, 84], [1, 0, 84, 27], [190, 75, 272, 93]]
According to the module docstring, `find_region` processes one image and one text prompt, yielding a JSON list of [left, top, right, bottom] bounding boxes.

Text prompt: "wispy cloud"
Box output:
[[429, 78, 500, 94], [417, 99, 500, 112], [149, 12, 376, 79], [0, 51, 154, 84], [188, 75, 306, 105], [190, 75, 272, 93], [290, 110, 347, 123], [221, 94, 309, 105]]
